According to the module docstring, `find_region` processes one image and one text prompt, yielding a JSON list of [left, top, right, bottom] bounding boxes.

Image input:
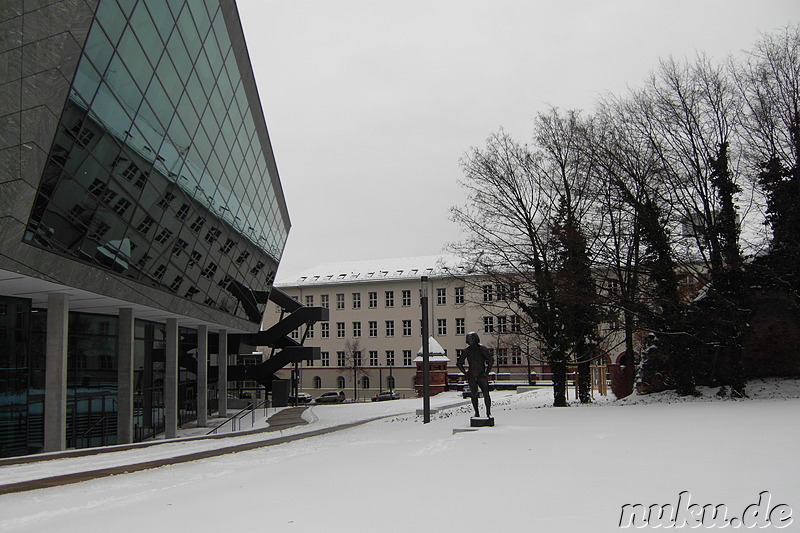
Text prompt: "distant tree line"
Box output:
[[449, 25, 800, 405]]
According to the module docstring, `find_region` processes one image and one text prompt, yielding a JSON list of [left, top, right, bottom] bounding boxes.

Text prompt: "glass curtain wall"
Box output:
[[66, 313, 118, 449], [0, 297, 41, 458], [25, 0, 287, 325]]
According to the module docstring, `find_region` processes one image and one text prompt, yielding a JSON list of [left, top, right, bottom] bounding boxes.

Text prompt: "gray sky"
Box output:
[[237, 0, 799, 278]]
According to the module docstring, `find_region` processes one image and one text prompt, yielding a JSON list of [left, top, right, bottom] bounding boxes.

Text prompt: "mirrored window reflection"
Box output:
[[24, 0, 287, 323]]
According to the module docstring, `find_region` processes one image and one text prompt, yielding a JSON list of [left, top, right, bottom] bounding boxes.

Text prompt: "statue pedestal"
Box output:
[[470, 417, 494, 427]]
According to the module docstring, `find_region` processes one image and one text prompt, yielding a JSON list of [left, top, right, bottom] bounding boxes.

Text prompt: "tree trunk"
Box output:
[[551, 356, 568, 407]]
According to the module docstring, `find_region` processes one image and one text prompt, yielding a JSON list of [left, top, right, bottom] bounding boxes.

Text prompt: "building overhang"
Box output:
[[0, 268, 254, 334]]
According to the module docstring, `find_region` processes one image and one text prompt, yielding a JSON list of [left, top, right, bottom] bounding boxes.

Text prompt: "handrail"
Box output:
[[81, 415, 108, 439], [206, 398, 270, 435]]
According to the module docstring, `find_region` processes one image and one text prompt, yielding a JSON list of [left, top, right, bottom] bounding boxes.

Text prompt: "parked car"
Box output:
[[372, 390, 400, 401], [314, 390, 346, 403], [288, 393, 312, 404]]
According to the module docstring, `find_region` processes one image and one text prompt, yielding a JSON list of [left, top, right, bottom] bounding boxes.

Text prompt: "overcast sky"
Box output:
[[236, 1, 799, 278]]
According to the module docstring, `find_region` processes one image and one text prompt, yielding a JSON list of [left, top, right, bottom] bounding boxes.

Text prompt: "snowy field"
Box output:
[[1, 379, 798, 532]]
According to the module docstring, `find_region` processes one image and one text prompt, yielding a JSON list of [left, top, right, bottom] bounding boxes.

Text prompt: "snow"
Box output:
[[1, 379, 798, 532]]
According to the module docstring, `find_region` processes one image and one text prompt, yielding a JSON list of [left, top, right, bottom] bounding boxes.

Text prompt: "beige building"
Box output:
[[263, 256, 545, 401]]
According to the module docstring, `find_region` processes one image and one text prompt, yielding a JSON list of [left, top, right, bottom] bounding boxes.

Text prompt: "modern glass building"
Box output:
[[0, 0, 290, 457]]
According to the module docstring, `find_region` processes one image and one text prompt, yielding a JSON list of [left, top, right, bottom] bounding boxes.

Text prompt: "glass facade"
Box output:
[[0, 0, 289, 457], [24, 0, 288, 324], [0, 297, 42, 458]]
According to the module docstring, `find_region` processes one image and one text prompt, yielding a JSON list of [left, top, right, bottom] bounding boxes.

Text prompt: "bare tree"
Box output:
[[450, 109, 602, 405], [737, 25, 800, 296], [339, 339, 367, 401]]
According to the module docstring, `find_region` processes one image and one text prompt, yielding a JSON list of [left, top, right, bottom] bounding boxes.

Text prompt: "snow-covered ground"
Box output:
[[1, 379, 798, 532]]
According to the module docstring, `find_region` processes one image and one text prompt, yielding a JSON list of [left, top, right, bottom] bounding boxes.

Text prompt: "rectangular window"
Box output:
[[369, 351, 378, 366], [220, 238, 236, 254], [190, 217, 205, 232], [455, 287, 465, 304], [136, 254, 151, 269], [336, 293, 345, 310], [385, 291, 394, 307], [511, 345, 522, 365], [158, 192, 175, 208], [385, 320, 395, 337], [113, 197, 132, 215], [176, 203, 190, 220], [353, 351, 362, 367], [321, 322, 329, 338], [369, 321, 378, 337], [321, 351, 330, 367], [236, 250, 250, 264], [437, 318, 447, 335], [154, 228, 173, 245], [250, 261, 264, 275], [169, 275, 183, 292], [510, 315, 521, 333], [88, 178, 104, 196], [403, 350, 412, 366], [101, 188, 117, 204], [483, 285, 493, 302], [483, 316, 494, 333], [321, 294, 329, 308], [201, 263, 217, 279], [188, 250, 202, 267], [497, 348, 508, 365], [368, 292, 378, 308], [172, 238, 188, 257], [497, 284, 507, 301], [337, 351, 346, 366], [353, 292, 361, 309], [337, 322, 345, 338], [402, 289, 412, 306], [510, 283, 520, 300], [89, 221, 110, 240], [204, 227, 221, 244], [436, 288, 446, 305], [455, 317, 465, 335], [386, 350, 395, 366], [402, 319, 412, 336], [305, 295, 314, 306], [497, 315, 507, 333], [153, 264, 167, 280], [137, 216, 155, 234], [353, 321, 361, 337], [306, 324, 314, 339]]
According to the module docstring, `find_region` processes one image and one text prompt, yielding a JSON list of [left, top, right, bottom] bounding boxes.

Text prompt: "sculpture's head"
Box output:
[[466, 332, 480, 346]]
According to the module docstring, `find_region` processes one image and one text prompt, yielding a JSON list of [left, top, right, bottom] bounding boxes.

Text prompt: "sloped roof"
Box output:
[[276, 254, 462, 287]]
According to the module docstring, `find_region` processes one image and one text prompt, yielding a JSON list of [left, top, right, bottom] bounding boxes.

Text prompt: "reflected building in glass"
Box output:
[[0, 0, 290, 457]]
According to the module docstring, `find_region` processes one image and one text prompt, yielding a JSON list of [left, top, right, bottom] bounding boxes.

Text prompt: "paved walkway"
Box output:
[[0, 407, 316, 495], [0, 399, 473, 496]]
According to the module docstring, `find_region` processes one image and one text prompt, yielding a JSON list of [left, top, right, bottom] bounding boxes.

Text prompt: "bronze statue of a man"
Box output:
[[457, 332, 494, 418]]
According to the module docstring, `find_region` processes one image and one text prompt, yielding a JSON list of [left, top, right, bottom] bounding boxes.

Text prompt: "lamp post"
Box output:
[[421, 276, 431, 423]]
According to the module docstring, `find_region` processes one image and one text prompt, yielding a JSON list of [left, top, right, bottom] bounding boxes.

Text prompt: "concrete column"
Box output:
[[196, 324, 208, 426], [165, 318, 178, 439], [117, 308, 135, 444], [44, 292, 69, 453], [218, 328, 228, 417]]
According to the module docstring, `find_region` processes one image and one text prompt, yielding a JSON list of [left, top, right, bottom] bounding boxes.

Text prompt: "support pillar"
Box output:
[[117, 308, 135, 444], [165, 318, 178, 439], [196, 324, 208, 426], [218, 328, 228, 417], [44, 293, 68, 452]]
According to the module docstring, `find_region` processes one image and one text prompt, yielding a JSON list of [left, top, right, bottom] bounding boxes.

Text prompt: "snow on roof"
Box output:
[[276, 254, 462, 286], [414, 337, 450, 362]]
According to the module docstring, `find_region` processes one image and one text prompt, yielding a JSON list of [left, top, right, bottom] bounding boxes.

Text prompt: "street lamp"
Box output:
[[421, 276, 431, 423]]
